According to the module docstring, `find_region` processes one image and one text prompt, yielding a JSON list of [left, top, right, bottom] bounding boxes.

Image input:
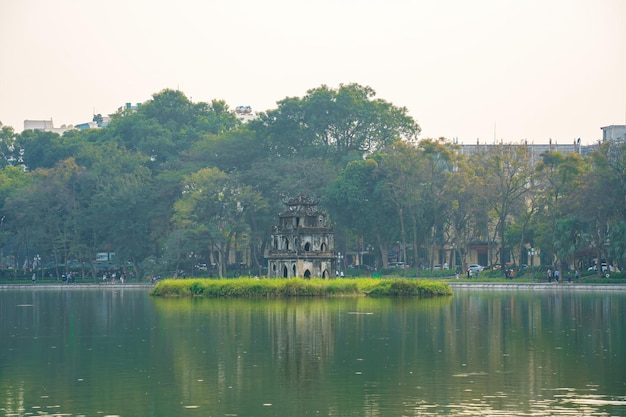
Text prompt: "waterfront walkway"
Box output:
[[448, 282, 626, 291], [2, 281, 625, 291], [0, 282, 154, 290]]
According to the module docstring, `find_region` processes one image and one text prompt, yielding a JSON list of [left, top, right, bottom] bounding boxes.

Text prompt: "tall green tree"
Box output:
[[534, 151, 588, 270], [0, 165, 32, 270], [0, 123, 21, 169], [17, 130, 65, 170], [580, 141, 626, 273], [4, 159, 85, 278], [172, 167, 264, 278], [251, 83, 421, 160], [445, 156, 482, 271], [325, 157, 397, 268], [473, 143, 532, 272], [377, 141, 421, 270], [74, 142, 154, 278], [105, 89, 240, 167], [189, 128, 265, 174], [414, 138, 457, 269]]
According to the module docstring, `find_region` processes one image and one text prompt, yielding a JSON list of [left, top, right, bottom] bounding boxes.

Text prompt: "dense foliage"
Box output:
[[0, 84, 624, 281], [149, 278, 453, 298]]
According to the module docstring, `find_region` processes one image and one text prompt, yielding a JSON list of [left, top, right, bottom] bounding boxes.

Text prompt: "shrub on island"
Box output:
[[150, 277, 452, 298]]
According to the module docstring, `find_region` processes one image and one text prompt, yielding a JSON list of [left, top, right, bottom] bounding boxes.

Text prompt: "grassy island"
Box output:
[[150, 277, 452, 298]]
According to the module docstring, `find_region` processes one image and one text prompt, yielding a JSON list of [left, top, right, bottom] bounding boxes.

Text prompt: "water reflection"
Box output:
[[1, 288, 625, 416]]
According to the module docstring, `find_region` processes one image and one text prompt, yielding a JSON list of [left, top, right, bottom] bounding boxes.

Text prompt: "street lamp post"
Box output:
[[337, 252, 343, 277], [34, 254, 41, 280], [528, 248, 535, 282]]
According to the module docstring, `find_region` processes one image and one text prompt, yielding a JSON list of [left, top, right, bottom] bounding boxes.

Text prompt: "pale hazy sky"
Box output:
[[1, 0, 625, 145]]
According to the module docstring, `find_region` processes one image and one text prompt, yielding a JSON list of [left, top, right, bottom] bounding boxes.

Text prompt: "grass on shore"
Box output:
[[149, 277, 452, 298]]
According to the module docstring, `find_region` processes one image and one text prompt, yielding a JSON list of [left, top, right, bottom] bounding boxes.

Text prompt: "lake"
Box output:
[[1, 285, 625, 416]]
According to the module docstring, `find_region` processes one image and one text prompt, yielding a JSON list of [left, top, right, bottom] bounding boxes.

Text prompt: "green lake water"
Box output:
[[1, 286, 625, 416]]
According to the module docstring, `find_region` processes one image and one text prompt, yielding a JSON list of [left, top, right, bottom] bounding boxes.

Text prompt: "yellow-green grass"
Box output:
[[150, 277, 452, 298]]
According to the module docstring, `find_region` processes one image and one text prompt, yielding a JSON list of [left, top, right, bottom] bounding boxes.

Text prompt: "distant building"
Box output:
[[117, 102, 142, 113], [24, 113, 113, 133], [234, 105, 256, 122], [601, 125, 626, 143], [456, 125, 625, 163], [75, 115, 111, 130], [457, 138, 600, 166], [75, 122, 98, 130], [23, 119, 53, 130], [23, 119, 75, 135]]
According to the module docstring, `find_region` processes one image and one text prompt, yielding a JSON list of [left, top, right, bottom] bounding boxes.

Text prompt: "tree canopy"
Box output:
[[1, 84, 624, 280]]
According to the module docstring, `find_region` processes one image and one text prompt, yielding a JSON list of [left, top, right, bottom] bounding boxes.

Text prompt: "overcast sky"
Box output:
[[1, 0, 625, 145]]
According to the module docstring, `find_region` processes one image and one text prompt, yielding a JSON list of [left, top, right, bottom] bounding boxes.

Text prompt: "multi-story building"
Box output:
[[601, 125, 626, 143], [456, 125, 626, 164], [457, 138, 589, 166], [23, 119, 75, 135]]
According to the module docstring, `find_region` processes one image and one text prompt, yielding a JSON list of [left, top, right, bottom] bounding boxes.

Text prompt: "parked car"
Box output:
[[468, 264, 485, 274], [588, 263, 608, 272]]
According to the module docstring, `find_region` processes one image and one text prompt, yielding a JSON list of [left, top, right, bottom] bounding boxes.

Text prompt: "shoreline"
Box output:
[[1, 281, 625, 291], [0, 283, 154, 290], [448, 282, 626, 291]]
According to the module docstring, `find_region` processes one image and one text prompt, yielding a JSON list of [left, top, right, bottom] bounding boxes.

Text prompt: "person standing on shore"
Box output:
[[554, 269, 560, 283], [547, 269, 552, 283]]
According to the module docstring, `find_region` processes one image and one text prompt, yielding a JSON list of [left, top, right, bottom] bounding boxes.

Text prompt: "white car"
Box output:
[[468, 264, 484, 274], [588, 263, 607, 272]]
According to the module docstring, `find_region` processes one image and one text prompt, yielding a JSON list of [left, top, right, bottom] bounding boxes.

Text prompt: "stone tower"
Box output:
[[267, 194, 336, 278]]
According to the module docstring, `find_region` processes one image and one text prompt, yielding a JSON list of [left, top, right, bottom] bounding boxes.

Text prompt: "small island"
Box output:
[[150, 277, 453, 298]]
